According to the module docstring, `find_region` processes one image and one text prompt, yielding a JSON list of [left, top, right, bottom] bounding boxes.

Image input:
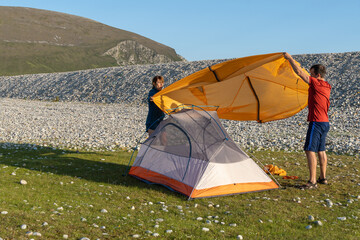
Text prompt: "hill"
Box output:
[[0, 52, 359, 154], [0, 6, 185, 76], [0, 52, 359, 108]]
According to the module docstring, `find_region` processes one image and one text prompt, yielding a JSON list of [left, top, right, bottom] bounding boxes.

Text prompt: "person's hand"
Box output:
[[150, 96, 154, 101]]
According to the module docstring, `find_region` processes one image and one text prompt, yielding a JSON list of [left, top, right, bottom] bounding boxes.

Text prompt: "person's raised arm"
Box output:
[[283, 52, 309, 84]]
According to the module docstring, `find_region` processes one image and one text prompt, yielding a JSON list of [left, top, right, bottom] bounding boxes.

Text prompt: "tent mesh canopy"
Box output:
[[130, 109, 278, 198], [139, 109, 247, 162]]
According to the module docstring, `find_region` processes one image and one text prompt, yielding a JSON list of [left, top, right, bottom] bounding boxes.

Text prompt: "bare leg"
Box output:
[[305, 150, 317, 184], [318, 151, 327, 179]]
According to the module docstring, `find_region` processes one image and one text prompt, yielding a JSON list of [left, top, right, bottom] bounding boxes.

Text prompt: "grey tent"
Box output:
[[129, 108, 278, 198]]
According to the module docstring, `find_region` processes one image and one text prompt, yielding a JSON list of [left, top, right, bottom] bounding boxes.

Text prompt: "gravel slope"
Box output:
[[0, 52, 359, 154]]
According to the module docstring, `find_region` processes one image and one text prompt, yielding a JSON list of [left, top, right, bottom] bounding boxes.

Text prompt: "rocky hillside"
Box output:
[[0, 6, 185, 76], [0, 52, 359, 108], [0, 52, 359, 154]]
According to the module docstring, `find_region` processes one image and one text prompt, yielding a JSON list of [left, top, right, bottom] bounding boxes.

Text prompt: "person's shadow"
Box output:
[[0, 143, 144, 187], [0, 142, 189, 198]]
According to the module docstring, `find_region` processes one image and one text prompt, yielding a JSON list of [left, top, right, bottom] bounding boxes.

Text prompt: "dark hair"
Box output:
[[310, 64, 326, 78], [152, 75, 164, 85]]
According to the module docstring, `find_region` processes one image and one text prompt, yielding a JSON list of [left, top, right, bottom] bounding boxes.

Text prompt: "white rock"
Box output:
[[306, 225, 312, 230], [315, 220, 323, 226], [20, 224, 27, 229], [308, 215, 315, 221], [79, 238, 90, 240], [165, 230, 173, 233], [337, 217, 346, 221], [237, 235, 244, 240], [1, 211, 8, 215], [42, 222, 48, 226], [325, 199, 333, 207], [132, 235, 140, 238], [63, 235, 69, 239], [196, 217, 203, 221], [155, 218, 164, 222], [229, 223, 237, 227], [131, 206, 135, 210], [20, 179, 28, 185], [33, 232, 42, 236], [152, 233, 160, 237], [101, 209, 108, 213], [202, 227, 210, 232]]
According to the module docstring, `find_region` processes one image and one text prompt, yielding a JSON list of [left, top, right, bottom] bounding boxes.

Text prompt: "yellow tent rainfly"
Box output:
[[153, 52, 309, 122]]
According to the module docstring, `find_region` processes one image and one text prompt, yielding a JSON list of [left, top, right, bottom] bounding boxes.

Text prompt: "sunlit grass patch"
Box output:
[[0, 144, 359, 239]]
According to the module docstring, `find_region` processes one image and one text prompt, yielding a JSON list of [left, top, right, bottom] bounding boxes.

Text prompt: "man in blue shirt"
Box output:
[[146, 76, 165, 136]]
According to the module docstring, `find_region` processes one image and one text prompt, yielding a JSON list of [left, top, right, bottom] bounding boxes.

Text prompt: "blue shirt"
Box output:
[[146, 87, 165, 130]]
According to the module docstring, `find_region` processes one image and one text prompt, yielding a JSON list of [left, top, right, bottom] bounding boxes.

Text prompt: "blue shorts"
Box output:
[[304, 122, 330, 152]]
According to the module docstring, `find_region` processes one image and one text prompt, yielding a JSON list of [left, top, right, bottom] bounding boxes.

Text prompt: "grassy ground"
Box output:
[[0, 144, 359, 239]]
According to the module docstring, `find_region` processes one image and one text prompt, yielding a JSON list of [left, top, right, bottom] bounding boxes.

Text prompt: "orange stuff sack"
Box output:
[[264, 164, 287, 176]]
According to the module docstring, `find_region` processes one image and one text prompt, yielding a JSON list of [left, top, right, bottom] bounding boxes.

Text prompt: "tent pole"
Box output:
[[124, 114, 168, 176], [208, 66, 220, 82], [248, 152, 283, 188], [246, 77, 261, 123]]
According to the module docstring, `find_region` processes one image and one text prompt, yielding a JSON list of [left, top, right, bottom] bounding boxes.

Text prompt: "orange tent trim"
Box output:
[[129, 166, 278, 199]]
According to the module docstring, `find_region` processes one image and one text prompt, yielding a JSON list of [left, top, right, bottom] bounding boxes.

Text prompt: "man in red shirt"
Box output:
[[284, 52, 331, 189]]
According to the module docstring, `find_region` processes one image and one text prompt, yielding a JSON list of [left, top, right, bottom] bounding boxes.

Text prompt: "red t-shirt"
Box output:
[[307, 76, 331, 122]]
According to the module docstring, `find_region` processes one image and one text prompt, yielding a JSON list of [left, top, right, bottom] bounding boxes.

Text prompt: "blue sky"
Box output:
[[1, 0, 360, 61]]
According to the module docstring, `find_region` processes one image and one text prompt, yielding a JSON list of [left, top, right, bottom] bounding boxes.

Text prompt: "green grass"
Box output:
[[0, 42, 118, 76], [0, 144, 359, 239]]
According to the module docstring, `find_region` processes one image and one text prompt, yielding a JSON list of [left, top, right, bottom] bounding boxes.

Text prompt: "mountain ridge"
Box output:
[[0, 6, 185, 76]]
